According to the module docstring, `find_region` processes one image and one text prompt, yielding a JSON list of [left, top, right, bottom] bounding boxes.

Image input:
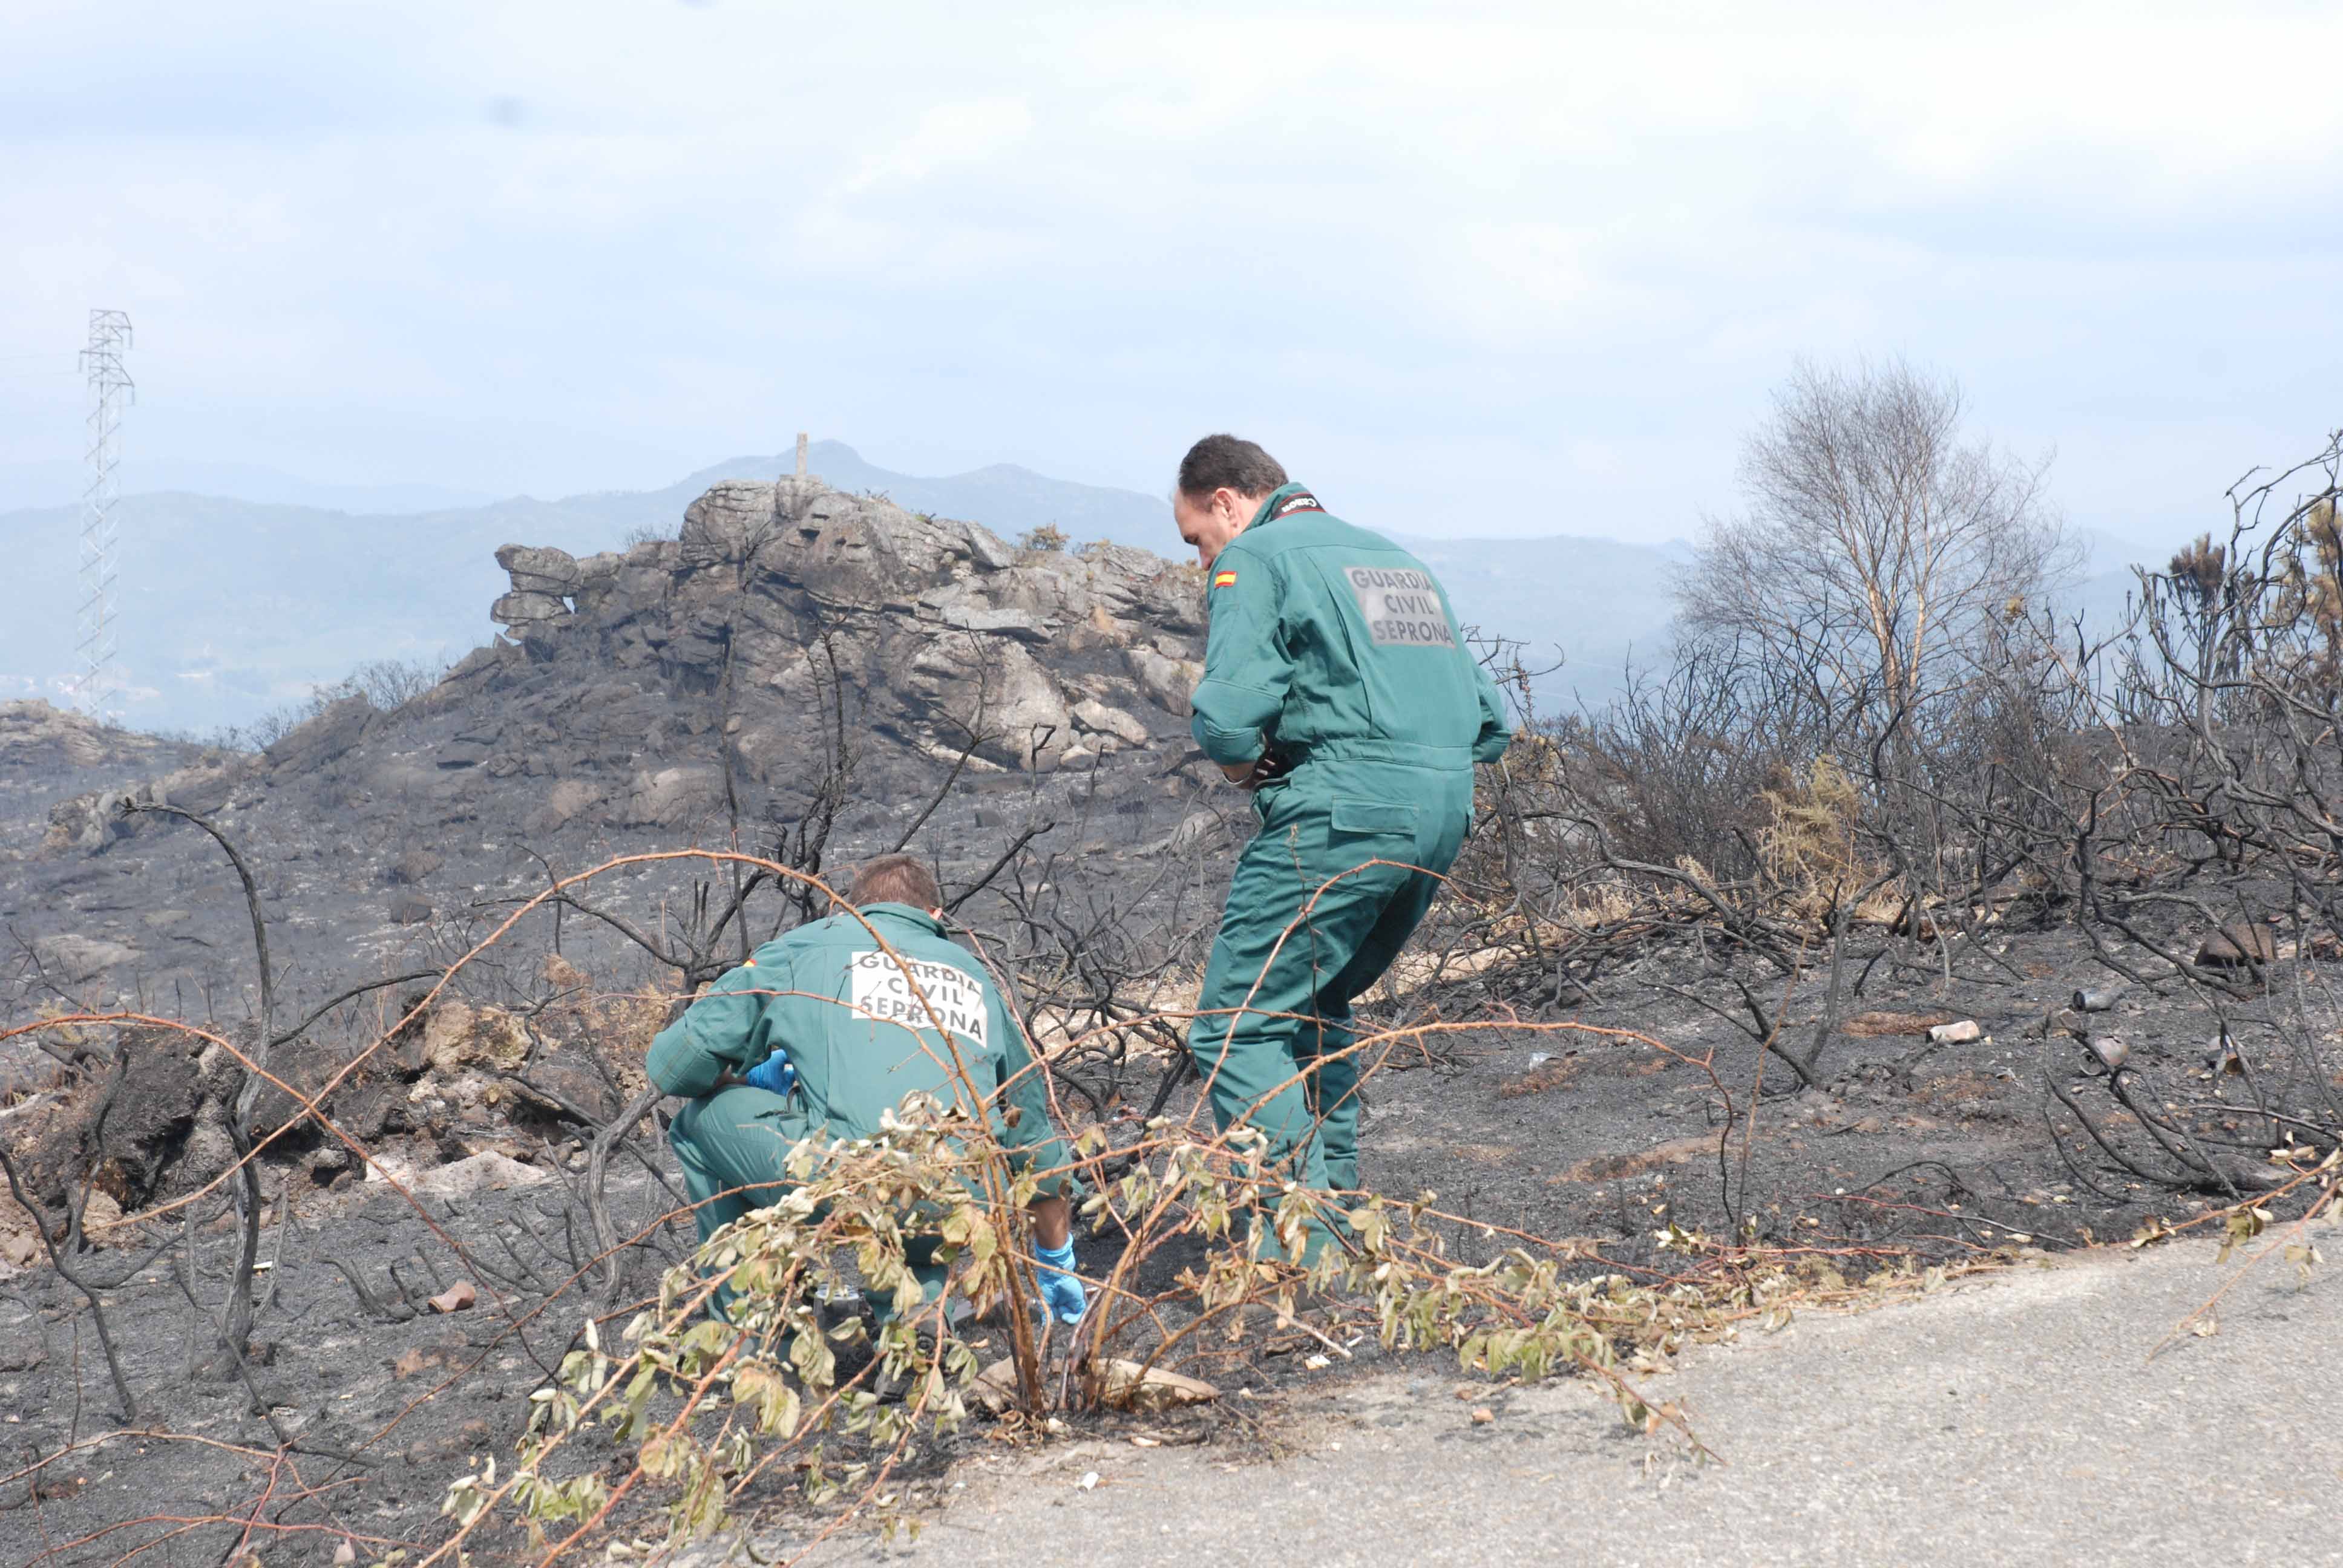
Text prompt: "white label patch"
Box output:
[[1344, 566, 1457, 647], [847, 950, 991, 1050]]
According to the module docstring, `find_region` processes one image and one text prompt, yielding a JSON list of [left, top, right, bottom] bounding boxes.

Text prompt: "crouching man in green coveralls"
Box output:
[[647, 855, 1086, 1324], [1173, 434, 1512, 1257]]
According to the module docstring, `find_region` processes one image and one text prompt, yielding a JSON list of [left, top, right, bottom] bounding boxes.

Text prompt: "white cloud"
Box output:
[[845, 99, 1034, 193], [0, 1, 2335, 546]]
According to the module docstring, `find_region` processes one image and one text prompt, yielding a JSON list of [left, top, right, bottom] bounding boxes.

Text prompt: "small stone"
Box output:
[[1123, 646, 1202, 716], [428, 1281, 477, 1314], [1470, 1406, 1495, 1425], [531, 777, 604, 832], [411, 1152, 548, 1199], [492, 591, 572, 631], [1070, 698, 1150, 746], [494, 543, 581, 595], [2090, 1036, 2130, 1071], [965, 522, 1017, 572], [387, 894, 433, 926], [1927, 1020, 1982, 1045], [389, 849, 444, 886], [2196, 923, 2277, 968], [0, 1303, 45, 1371], [941, 606, 1050, 643], [30, 934, 136, 984]]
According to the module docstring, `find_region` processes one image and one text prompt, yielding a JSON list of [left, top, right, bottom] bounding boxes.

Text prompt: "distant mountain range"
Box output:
[[0, 442, 2158, 736], [0, 456, 497, 517]]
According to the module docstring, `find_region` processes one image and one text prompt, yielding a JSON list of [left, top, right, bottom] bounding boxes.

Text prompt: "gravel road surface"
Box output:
[[799, 1232, 2339, 1566]]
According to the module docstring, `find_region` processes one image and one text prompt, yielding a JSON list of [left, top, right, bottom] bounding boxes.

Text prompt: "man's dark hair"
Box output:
[[1176, 434, 1287, 501], [847, 853, 942, 911]]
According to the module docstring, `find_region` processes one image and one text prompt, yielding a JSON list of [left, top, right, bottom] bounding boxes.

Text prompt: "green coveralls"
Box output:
[[647, 903, 1076, 1316], [1189, 483, 1511, 1227]]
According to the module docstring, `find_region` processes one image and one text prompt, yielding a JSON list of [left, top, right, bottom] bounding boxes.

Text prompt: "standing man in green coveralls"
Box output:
[[1173, 434, 1512, 1256]]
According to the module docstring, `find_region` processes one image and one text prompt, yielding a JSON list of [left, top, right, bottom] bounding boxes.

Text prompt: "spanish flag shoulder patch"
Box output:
[[1212, 569, 1239, 589]]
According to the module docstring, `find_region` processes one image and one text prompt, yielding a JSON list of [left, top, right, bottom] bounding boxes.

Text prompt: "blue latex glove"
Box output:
[[742, 1049, 797, 1098], [1035, 1240, 1086, 1325]]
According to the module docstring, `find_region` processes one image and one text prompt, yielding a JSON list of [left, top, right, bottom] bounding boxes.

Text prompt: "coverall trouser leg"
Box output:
[[1304, 872, 1446, 1191], [668, 1086, 948, 1320], [1190, 765, 1472, 1245]]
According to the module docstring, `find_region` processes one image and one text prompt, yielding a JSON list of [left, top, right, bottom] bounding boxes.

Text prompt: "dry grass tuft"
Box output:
[[1499, 1056, 1585, 1098]]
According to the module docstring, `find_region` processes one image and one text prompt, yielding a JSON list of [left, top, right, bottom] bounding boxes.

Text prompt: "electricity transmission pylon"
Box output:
[[77, 309, 133, 719]]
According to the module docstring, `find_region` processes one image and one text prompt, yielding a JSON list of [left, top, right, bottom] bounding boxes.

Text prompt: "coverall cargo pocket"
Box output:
[[1329, 799, 1417, 836]]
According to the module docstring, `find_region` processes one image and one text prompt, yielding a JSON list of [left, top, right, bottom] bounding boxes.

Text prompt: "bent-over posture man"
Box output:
[[647, 854, 1085, 1323], [1174, 434, 1511, 1252]]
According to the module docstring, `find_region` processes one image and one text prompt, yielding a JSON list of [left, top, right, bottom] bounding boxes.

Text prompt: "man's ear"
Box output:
[[928, 906, 945, 919]]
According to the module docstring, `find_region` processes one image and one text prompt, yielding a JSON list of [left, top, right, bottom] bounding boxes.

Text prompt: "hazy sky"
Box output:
[[5, 1, 2339, 546]]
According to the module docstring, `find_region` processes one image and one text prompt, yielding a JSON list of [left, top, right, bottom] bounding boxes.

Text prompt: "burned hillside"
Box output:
[[15, 474, 1228, 999], [3, 441, 2342, 1566]]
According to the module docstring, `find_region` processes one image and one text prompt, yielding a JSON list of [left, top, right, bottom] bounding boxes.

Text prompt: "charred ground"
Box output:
[[3, 463, 2338, 1565]]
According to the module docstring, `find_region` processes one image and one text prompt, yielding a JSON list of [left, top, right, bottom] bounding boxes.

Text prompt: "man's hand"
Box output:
[[1031, 1194, 1084, 1323], [1035, 1239, 1086, 1324], [742, 1049, 796, 1098], [1221, 750, 1294, 791]]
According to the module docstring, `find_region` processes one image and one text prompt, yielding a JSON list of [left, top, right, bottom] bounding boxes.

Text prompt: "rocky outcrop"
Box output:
[[8, 701, 234, 853], [0, 700, 181, 770], [469, 474, 1205, 782], [33, 473, 1210, 865], [41, 753, 246, 853]]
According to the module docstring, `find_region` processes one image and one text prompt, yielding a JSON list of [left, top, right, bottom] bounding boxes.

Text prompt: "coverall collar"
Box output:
[[854, 901, 946, 938], [1245, 482, 1325, 534]]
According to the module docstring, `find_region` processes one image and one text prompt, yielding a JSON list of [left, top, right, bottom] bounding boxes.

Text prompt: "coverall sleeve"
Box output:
[[1469, 651, 1513, 765], [1189, 546, 1289, 766], [989, 992, 1083, 1198], [646, 956, 780, 1098]]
